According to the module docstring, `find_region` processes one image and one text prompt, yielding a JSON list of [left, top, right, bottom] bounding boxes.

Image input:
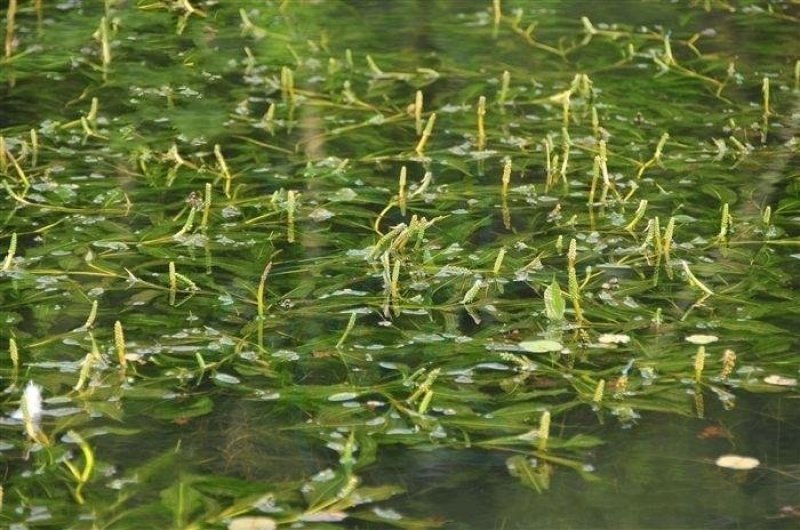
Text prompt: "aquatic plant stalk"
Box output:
[[370, 223, 406, 258], [286, 190, 297, 243], [720, 349, 736, 380], [544, 136, 553, 183], [390, 257, 401, 316], [694, 346, 706, 383], [567, 238, 577, 269], [62, 430, 95, 504], [5, 0, 17, 59], [114, 321, 127, 369], [502, 195, 511, 230], [214, 144, 233, 198], [173, 204, 197, 238], [0, 136, 6, 173], [200, 182, 212, 231], [537, 411, 550, 452], [82, 300, 99, 330], [651, 217, 663, 267], [262, 102, 276, 135], [795, 60, 799, 92], [414, 91, 423, 136], [477, 96, 487, 151], [414, 113, 436, 155], [501, 158, 511, 197], [461, 278, 483, 306], [74, 349, 98, 392], [398, 166, 407, 216], [408, 171, 432, 199], [593, 379, 605, 404], [9, 337, 19, 383], [408, 368, 440, 404], [694, 388, 704, 418], [30, 129, 38, 168], [281, 65, 295, 107], [716, 203, 732, 243], [681, 260, 713, 295], [558, 128, 570, 189], [6, 150, 29, 187], [598, 140, 617, 203], [493, 247, 506, 275], [567, 239, 584, 322], [637, 133, 669, 179], [2, 232, 17, 270], [591, 105, 600, 139], [492, 0, 501, 38], [168, 262, 177, 306], [498, 70, 510, 108], [762, 205, 771, 226], [418, 389, 434, 414], [625, 200, 648, 232], [761, 77, 770, 143], [662, 216, 675, 278], [256, 261, 272, 347], [336, 312, 357, 349], [94, 16, 111, 80]]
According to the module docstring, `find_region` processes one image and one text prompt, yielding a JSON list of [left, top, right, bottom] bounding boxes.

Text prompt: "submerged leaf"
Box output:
[[506, 455, 551, 493]]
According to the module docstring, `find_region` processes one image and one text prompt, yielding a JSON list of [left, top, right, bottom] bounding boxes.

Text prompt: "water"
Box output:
[[1, 1, 800, 528]]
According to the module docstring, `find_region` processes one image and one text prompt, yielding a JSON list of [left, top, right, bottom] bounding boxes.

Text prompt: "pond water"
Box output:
[[1, 1, 800, 528]]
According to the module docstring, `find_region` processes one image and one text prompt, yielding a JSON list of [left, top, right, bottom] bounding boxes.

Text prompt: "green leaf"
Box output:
[[544, 279, 565, 321]]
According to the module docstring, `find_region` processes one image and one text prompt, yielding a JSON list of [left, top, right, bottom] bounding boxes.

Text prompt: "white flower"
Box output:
[[13, 381, 43, 424]]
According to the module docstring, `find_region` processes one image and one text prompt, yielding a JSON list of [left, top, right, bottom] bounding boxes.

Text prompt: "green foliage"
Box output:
[[1, 0, 799, 528]]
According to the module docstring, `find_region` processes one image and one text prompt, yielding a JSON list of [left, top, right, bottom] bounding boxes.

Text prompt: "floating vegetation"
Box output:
[[1, 1, 799, 528]]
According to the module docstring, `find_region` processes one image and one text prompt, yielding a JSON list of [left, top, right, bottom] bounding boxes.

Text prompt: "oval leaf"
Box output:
[[519, 340, 563, 353]]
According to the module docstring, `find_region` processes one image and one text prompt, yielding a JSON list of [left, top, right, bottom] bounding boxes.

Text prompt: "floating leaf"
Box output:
[[228, 516, 277, 530], [597, 333, 630, 345], [301, 511, 348, 522], [685, 335, 719, 345], [328, 392, 359, 402], [213, 372, 241, 385], [763, 375, 798, 387], [715, 454, 760, 470], [519, 340, 563, 353]]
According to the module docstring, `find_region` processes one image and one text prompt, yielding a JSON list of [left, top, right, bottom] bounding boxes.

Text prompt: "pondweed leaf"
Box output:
[[544, 279, 565, 321]]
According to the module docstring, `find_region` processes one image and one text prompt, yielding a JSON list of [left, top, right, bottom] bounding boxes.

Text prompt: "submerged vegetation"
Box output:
[[1, 1, 800, 528]]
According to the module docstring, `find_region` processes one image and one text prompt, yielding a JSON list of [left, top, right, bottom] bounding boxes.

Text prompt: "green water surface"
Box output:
[[2, 1, 800, 528]]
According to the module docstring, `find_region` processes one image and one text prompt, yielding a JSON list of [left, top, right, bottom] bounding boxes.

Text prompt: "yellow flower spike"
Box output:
[[476, 96, 487, 151], [694, 346, 706, 382], [114, 321, 127, 370], [537, 411, 551, 452]]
